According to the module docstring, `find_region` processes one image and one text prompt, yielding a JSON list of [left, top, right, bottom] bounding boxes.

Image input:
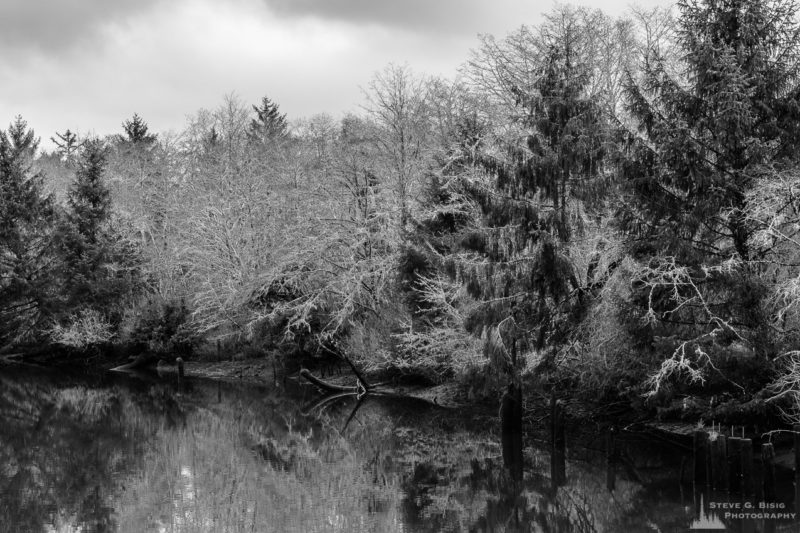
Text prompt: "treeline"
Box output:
[[4, 1, 800, 418]]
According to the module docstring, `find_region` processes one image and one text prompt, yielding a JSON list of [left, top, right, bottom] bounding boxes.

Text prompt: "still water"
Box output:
[[0, 365, 798, 532]]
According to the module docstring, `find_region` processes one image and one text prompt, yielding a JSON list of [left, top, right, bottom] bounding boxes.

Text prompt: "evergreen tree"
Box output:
[[58, 140, 141, 318], [621, 0, 800, 358], [0, 117, 55, 344], [451, 38, 611, 379], [67, 139, 111, 243], [623, 0, 800, 262], [122, 113, 157, 145], [249, 96, 288, 141], [6, 115, 39, 163]]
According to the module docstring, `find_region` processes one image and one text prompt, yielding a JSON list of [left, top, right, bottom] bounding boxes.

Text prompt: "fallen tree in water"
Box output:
[[299, 368, 367, 395], [299, 367, 464, 409]]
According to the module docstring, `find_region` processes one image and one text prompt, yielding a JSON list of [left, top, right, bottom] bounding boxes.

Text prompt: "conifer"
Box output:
[[0, 117, 55, 344], [249, 97, 288, 141], [623, 0, 800, 262], [450, 37, 612, 369]]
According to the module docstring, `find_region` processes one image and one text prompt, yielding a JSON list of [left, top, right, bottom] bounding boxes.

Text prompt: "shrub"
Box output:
[[123, 298, 195, 356], [389, 325, 483, 384], [554, 257, 650, 399], [48, 309, 114, 348]]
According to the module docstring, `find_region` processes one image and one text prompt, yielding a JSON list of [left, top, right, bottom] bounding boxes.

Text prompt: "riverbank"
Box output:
[[1, 343, 793, 436], [144, 357, 791, 435]]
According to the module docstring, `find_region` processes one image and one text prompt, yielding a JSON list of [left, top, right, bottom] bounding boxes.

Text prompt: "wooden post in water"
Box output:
[[762, 443, 776, 501], [500, 383, 523, 480], [216, 339, 221, 362], [606, 427, 616, 492], [728, 437, 743, 493], [550, 395, 566, 487], [711, 434, 728, 491], [693, 431, 710, 486], [740, 438, 754, 495]]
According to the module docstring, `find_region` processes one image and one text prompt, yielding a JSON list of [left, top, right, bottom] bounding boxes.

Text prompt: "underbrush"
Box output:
[[553, 257, 650, 401], [550, 255, 780, 416], [119, 297, 196, 356], [48, 309, 115, 349], [389, 326, 484, 384]]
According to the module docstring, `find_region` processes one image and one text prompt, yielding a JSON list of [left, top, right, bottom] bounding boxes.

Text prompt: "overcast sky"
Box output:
[[0, 0, 666, 149]]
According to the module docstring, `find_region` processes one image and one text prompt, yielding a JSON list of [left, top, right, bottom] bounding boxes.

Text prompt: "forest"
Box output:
[[4, 0, 800, 425]]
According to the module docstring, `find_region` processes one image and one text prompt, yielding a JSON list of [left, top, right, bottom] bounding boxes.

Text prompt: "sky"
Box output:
[[0, 0, 666, 149]]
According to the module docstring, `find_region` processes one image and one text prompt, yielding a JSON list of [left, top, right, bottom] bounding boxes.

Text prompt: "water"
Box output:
[[0, 365, 798, 532]]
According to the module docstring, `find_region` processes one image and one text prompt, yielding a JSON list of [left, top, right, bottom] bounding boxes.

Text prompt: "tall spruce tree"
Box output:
[[623, 0, 800, 262], [67, 140, 111, 243], [0, 117, 56, 344], [249, 96, 288, 141], [621, 0, 800, 358], [452, 37, 611, 380], [122, 113, 157, 145], [59, 140, 140, 317]]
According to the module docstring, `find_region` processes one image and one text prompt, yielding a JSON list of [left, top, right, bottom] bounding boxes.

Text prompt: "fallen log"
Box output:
[[299, 369, 461, 408], [299, 368, 361, 393]]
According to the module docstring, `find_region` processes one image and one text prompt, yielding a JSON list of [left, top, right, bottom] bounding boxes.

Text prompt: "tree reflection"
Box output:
[[0, 369, 762, 532], [0, 369, 169, 532]]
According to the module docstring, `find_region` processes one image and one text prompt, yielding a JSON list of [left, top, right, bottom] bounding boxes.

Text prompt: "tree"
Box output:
[[619, 0, 800, 393], [469, 6, 638, 125], [0, 117, 56, 345], [108, 113, 171, 272], [179, 95, 295, 336], [623, 0, 800, 262], [249, 96, 288, 141], [452, 16, 614, 384], [363, 63, 432, 230], [67, 139, 111, 243], [57, 140, 141, 320], [122, 113, 157, 145], [51, 129, 82, 166], [6, 115, 39, 162]]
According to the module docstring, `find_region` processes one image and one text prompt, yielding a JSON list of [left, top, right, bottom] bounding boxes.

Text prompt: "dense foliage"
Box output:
[[6, 0, 800, 419]]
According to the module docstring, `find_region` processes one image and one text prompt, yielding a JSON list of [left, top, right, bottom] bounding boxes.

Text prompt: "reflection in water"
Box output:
[[0, 366, 798, 532]]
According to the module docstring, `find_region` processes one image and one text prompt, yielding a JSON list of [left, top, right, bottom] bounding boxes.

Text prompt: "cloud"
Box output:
[[0, 0, 164, 53], [259, 0, 502, 36], [0, 0, 667, 152], [0, 0, 408, 145]]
